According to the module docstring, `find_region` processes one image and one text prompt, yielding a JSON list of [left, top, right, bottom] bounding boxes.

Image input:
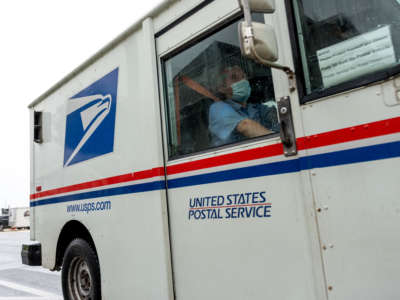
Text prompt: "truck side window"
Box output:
[[34, 111, 43, 144], [162, 17, 279, 158], [293, 0, 400, 94]]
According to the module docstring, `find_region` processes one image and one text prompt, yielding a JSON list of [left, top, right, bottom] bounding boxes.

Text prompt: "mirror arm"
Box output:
[[240, 0, 253, 26], [249, 38, 296, 92]]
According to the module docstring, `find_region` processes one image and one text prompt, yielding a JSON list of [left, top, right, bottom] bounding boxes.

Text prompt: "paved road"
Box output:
[[0, 231, 62, 299]]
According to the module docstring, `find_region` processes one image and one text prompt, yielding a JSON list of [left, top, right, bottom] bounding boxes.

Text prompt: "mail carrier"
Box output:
[[24, 0, 400, 299]]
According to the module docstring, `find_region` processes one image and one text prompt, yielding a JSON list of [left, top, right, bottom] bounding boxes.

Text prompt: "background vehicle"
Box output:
[[8, 207, 30, 229], [24, 0, 400, 299], [0, 216, 8, 231], [0, 208, 9, 231]]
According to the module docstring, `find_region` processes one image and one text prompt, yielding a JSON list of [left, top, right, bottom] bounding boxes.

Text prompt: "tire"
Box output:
[[62, 238, 101, 300]]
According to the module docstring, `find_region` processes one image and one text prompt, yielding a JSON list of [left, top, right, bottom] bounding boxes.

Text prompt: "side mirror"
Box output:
[[240, 0, 275, 13], [239, 21, 278, 63], [238, 0, 294, 77]]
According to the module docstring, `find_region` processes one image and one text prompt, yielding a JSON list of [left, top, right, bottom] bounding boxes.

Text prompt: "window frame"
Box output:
[[285, 0, 400, 104], [159, 13, 280, 160]]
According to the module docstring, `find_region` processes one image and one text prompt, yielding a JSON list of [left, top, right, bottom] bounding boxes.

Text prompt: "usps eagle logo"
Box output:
[[63, 68, 118, 167]]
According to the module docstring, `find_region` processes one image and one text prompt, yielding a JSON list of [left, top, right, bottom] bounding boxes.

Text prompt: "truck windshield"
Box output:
[[292, 0, 400, 94]]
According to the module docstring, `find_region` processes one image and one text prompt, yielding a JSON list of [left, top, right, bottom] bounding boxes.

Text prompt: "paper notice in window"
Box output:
[[317, 26, 396, 88]]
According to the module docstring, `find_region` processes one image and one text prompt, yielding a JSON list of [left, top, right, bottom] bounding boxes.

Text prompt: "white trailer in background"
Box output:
[[23, 0, 400, 300], [9, 207, 30, 228]]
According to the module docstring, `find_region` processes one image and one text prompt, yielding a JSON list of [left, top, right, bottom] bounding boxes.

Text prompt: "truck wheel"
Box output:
[[62, 239, 101, 300]]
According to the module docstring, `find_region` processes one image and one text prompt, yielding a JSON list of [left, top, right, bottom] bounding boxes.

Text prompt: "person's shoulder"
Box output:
[[210, 101, 231, 109], [209, 101, 240, 121], [210, 101, 234, 113]]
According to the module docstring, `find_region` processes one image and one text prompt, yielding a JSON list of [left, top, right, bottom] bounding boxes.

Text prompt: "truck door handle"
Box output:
[[277, 96, 297, 156], [280, 120, 292, 147]]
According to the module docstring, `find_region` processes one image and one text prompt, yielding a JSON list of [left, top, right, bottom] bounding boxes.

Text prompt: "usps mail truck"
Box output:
[[23, 0, 400, 299]]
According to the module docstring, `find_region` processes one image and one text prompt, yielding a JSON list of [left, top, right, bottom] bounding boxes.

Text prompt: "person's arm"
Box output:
[[236, 118, 273, 138]]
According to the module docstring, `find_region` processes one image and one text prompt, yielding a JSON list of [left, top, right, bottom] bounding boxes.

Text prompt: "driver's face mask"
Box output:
[[231, 79, 251, 103]]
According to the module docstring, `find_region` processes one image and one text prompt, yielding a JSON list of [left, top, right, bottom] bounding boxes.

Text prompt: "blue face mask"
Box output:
[[231, 79, 251, 103]]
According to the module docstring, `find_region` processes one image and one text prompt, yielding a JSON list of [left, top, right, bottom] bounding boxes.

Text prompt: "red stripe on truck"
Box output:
[[31, 116, 400, 200], [30, 167, 164, 200]]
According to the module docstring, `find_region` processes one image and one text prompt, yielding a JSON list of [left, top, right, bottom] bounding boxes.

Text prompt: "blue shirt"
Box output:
[[208, 99, 278, 146]]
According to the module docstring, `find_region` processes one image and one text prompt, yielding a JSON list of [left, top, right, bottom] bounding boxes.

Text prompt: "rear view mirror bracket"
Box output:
[[238, 0, 296, 92]]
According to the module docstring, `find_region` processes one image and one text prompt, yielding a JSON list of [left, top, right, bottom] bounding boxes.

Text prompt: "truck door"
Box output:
[[288, 0, 400, 299], [156, 2, 325, 299]]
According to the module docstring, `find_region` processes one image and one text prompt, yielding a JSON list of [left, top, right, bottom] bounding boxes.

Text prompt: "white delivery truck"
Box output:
[[8, 207, 30, 228], [22, 0, 400, 299]]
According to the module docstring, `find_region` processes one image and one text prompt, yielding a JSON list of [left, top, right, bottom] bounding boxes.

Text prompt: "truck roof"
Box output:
[[28, 0, 179, 108]]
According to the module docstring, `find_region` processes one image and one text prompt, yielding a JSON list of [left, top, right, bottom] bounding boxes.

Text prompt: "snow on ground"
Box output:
[[0, 231, 62, 299]]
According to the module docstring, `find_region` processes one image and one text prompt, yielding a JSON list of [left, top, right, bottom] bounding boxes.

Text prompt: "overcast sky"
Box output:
[[0, 0, 163, 209]]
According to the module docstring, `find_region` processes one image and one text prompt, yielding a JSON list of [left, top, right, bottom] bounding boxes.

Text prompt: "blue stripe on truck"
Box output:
[[31, 140, 400, 207]]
